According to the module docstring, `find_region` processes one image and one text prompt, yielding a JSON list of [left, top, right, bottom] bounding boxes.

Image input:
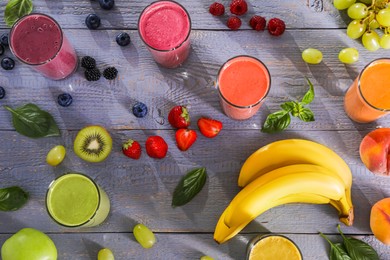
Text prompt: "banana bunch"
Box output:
[[214, 139, 354, 244]]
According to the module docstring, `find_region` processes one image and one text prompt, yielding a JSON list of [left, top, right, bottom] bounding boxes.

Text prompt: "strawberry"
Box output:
[[122, 139, 141, 159], [175, 129, 197, 151], [168, 106, 190, 128], [197, 117, 223, 138], [145, 136, 168, 159]]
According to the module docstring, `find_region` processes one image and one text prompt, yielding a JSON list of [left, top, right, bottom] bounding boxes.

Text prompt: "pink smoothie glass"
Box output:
[[138, 0, 191, 68], [9, 13, 78, 80]]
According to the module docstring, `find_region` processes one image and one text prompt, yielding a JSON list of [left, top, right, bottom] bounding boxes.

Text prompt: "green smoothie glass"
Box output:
[[46, 173, 110, 228]]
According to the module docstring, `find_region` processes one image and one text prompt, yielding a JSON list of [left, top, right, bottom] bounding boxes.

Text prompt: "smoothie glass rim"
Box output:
[[357, 57, 390, 112], [245, 234, 303, 260], [137, 0, 192, 53], [9, 12, 64, 66], [217, 55, 271, 109], [45, 172, 102, 228]]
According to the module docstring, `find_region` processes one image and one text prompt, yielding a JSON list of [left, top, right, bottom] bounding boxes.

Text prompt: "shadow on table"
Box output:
[[82, 238, 102, 259]]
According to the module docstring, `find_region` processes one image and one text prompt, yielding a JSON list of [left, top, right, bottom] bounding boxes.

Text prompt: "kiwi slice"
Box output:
[[73, 125, 112, 162]]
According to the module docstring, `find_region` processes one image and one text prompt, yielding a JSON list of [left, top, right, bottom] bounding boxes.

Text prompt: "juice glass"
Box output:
[[217, 55, 271, 120], [138, 0, 191, 68], [9, 13, 78, 80], [344, 58, 390, 123], [46, 173, 110, 228]]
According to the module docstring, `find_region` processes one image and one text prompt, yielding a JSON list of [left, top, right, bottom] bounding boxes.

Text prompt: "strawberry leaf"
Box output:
[[172, 168, 207, 207]]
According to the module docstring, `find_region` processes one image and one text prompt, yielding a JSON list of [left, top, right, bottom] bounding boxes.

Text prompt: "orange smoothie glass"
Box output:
[[344, 58, 390, 123], [217, 55, 271, 120]]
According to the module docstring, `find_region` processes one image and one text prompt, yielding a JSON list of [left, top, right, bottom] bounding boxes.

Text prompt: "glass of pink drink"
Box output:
[[138, 0, 191, 68], [217, 55, 271, 120], [9, 13, 78, 80]]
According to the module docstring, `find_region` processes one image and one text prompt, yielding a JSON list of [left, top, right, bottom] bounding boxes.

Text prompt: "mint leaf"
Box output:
[[0, 186, 29, 211], [320, 232, 352, 260], [261, 110, 291, 133], [300, 77, 315, 105], [298, 107, 315, 122], [172, 168, 207, 207], [4, 0, 33, 27]]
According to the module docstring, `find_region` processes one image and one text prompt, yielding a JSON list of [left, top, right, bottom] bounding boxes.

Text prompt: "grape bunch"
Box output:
[[333, 0, 390, 51]]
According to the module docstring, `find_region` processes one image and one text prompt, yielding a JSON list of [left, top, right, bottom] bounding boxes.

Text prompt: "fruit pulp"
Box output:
[[9, 13, 78, 80], [246, 235, 302, 260], [217, 56, 270, 120], [138, 1, 191, 68], [344, 59, 390, 123], [46, 173, 110, 227]]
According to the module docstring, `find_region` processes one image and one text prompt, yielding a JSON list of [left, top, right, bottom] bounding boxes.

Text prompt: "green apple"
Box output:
[[1, 228, 57, 260]]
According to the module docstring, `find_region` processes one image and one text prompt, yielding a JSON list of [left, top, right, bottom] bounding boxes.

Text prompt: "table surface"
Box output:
[[1, 0, 390, 259]]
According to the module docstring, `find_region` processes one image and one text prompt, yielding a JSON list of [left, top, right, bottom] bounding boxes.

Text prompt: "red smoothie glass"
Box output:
[[138, 0, 191, 68], [9, 13, 78, 80]]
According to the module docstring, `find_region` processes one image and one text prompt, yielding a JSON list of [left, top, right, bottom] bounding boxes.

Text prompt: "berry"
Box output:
[[230, 0, 248, 16], [0, 44, 4, 56], [249, 15, 266, 31], [99, 0, 115, 10], [103, 67, 118, 80], [0, 86, 5, 99], [85, 14, 101, 30], [145, 136, 168, 159], [122, 139, 141, 159], [227, 16, 242, 30], [175, 129, 197, 151], [57, 93, 73, 107], [84, 68, 101, 81], [0, 33, 9, 46], [132, 102, 148, 118], [197, 117, 223, 138], [116, 32, 131, 46], [1, 57, 15, 70], [168, 106, 190, 128], [81, 56, 96, 69], [209, 2, 225, 16], [267, 18, 286, 36]]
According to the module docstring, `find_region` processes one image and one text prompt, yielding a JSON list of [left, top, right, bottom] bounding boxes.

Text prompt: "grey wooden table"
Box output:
[[1, 0, 390, 259]]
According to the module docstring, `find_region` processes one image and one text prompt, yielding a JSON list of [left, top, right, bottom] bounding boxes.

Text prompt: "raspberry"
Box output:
[[267, 18, 286, 36], [227, 16, 242, 30], [209, 2, 225, 16], [85, 68, 101, 81], [103, 66, 118, 80], [81, 56, 96, 69], [249, 15, 266, 31], [230, 0, 248, 16]]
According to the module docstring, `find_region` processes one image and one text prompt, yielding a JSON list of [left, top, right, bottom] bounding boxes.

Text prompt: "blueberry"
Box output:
[[1, 57, 15, 70], [85, 14, 101, 30], [57, 93, 73, 107], [0, 33, 9, 46], [0, 86, 6, 99], [0, 44, 4, 56], [132, 102, 148, 118], [99, 0, 115, 10], [116, 32, 131, 46]]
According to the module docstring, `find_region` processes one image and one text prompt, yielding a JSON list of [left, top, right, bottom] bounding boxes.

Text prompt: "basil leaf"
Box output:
[[172, 167, 207, 207], [300, 77, 315, 105], [4, 0, 33, 27], [4, 103, 60, 138], [338, 225, 379, 260], [320, 232, 351, 260], [297, 107, 315, 122], [280, 101, 295, 112], [290, 102, 302, 117], [261, 110, 291, 133], [0, 186, 29, 211]]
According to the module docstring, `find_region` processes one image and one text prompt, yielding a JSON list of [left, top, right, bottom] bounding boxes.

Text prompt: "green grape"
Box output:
[[133, 224, 156, 249], [380, 34, 390, 49], [346, 20, 367, 39], [98, 248, 115, 260], [200, 256, 214, 260], [376, 9, 390, 27], [369, 19, 380, 29], [302, 48, 323, 64], [347, 3, 368, 19], [46, 145, 66, 166], [333, 0, 356, 10], [338, 48, 359, 64], [362, 30, 380, 51]]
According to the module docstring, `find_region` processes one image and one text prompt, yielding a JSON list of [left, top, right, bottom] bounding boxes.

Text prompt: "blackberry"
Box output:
[[103, 67, 118, 80], [0, 86, 5, 99], [85, 68, 101, 81], [58, 93, 73, 107], [81, 56, 96, 69]]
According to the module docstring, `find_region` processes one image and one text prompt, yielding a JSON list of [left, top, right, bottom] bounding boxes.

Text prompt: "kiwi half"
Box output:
[[73, 125, 112, 163]]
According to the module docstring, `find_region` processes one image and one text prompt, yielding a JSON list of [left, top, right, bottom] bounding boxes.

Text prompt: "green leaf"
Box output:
[[0, 186, 29, 211], [4, 0, 33, 27], [172, 168, 207, 207], [4, 103, 60, 138], [290, 101, 302, 117], [300, 77, 315, 105], [280, 101, 295, 112], [261, 110, 291, 133], [338, 225, 380, 260], [319, 232, 352, 260], [297, 107, 315, 122]]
